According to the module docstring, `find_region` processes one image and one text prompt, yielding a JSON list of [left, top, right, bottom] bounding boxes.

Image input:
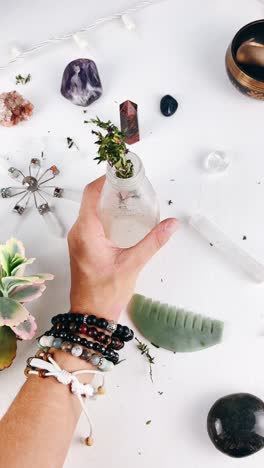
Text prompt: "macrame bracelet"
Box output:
[[24, 354, 106, 446], [39, 333, 119, 364], [51, 313, 134, 341]]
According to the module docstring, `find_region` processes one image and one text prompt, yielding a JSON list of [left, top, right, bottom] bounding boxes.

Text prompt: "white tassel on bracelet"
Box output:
[[28, 355, 106, 446]]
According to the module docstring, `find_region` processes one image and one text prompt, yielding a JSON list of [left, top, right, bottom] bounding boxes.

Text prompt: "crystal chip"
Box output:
[[8, 167, 21, 179], [1, 188, 11, 198], [53, 187, 63, 198], [50, 165, 60, 176], [13, 204, 25, 215], [61, 59, 103, 107], [38, 203, 50, 215], [120, 100, 140, 144], [30, 158, 41, 167], [204, 151, 230, 173]]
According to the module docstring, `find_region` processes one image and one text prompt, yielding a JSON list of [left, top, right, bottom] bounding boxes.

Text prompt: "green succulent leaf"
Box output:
[[11, 314, 37, 340], [10, 256, 35, 276], [9, 284, 46, 303], [0, 298, 29, 326], [1, 276, 43, 295], [0, 238, 26, 277], [0, 326, 17, 370]]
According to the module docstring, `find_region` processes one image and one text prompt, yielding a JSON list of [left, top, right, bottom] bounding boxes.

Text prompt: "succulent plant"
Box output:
[[0, 238, 53, 370]]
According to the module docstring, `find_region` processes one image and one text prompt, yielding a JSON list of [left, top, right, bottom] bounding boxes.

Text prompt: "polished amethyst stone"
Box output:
[[61, 59, 102, 107]]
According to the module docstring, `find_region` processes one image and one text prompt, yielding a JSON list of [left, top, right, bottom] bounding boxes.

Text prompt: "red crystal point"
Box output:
[[120, 100, 140, 145]]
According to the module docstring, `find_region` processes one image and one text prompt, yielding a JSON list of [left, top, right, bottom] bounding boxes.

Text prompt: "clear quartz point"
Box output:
[[1, 186, 27, 198], [204, 151, 230, 173], [13, 192, 31, 215], [29, 158, 41, 178], [57, 188, 81, 203], [39, 205, 64, 238], [189, 213, 264, 283], [8, 167, 25, 182]]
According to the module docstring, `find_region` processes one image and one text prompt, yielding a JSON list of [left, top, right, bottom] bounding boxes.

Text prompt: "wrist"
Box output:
[[70, 292, 123, 321]]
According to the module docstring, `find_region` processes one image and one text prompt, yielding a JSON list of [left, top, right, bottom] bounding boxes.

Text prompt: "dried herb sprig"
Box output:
[[15, 74, 31, 85], [87, 117, 134, 179], [66, 137, 79, 150], [135, 337, 155, 383]]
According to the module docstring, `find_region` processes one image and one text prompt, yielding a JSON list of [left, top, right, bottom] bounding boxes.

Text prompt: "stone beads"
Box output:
[[52, 338, 63, 349], [61, 341, 73, 352], [39, 335, 54, 348], [71, 345, 83, 357], [98, 358, 114, 372], [207, 393, 264, 458], [80, 349, 93, 361], [90, 354, 101, 366]]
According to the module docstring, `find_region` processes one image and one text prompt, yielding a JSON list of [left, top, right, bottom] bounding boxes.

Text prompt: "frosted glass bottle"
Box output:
[[98, 153, 160, 248]]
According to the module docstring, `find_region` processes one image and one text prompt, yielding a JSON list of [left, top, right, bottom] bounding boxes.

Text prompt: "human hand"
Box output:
[[68, 176, 179, 321]]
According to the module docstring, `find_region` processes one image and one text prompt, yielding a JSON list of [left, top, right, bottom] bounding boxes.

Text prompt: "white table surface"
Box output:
[[1, 1, 264, 467]]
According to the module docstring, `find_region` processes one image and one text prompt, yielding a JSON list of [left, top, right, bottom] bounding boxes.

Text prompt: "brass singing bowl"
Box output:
[[226, 20, 264, 100]]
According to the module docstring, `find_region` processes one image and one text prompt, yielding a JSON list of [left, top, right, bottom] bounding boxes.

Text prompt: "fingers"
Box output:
[[125, 218, 179, 270], [79, 176, 106, 223]]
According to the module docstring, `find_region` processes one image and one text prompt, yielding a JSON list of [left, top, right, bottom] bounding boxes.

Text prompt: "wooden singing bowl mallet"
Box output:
[[236, 38, 264, 67]]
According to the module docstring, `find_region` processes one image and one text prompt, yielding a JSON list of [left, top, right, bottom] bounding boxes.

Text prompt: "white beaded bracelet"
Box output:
[[28, 355, 106, 446]]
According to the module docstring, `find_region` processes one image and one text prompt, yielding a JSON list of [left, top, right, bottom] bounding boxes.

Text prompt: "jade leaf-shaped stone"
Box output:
[[130, 294, 224, 352]]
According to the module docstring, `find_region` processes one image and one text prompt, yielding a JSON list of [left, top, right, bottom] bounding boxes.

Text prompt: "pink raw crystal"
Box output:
[[0, 91, 33, 127]]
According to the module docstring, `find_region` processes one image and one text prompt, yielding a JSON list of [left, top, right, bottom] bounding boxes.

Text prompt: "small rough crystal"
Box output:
[[61, 59, 103, 107], [8, 167, 21, 179], [0, 188, 11, 198], [38, 203, 50, 215], [13, 205, 25, 215], [204, 150, 230, 173], [53, 187, 63, 198], [120, 100, 140, 144], [0, 91, 33, 127]]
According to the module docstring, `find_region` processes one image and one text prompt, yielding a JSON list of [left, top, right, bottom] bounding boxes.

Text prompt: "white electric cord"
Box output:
[[0, 0, 166, 70], [29, 355, 106, 445]]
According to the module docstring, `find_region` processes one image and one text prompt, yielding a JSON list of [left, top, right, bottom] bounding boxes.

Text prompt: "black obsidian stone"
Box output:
[[160, 95, 178, 117], [207, 393, 264, 458]]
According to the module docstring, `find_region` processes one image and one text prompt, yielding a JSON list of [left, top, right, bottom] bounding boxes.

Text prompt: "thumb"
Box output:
[[126, 218, 179, 270]]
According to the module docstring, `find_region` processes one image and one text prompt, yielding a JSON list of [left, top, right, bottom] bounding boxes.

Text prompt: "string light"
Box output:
[[0, 0, 166, 71]]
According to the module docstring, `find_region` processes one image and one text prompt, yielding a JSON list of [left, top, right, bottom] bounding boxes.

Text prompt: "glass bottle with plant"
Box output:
[[88, 118, 160, 248]]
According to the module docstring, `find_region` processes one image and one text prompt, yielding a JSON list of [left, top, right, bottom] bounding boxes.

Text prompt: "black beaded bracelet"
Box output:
[[50, 323, 125, 351], [44, 330, 119, 364], [51, 313, 134, 342]]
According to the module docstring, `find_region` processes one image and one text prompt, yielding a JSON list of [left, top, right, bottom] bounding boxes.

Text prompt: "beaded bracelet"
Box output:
[[51, 313, 134, 342], [28, 347, 114, 372], [50, 323, 125, 350], [39, 333, 119, 364]]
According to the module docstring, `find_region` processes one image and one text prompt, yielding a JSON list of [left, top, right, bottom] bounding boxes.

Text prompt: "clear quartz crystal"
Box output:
[[204, 151, 230, 173], [98, 153, 160, 248]]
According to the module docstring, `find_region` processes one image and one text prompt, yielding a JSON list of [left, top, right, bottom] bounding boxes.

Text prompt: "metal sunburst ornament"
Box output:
[[0, 158, 81, 237]]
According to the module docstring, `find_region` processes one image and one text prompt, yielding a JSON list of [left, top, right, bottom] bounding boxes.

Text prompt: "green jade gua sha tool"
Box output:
[[130, 294, 224, 353]]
